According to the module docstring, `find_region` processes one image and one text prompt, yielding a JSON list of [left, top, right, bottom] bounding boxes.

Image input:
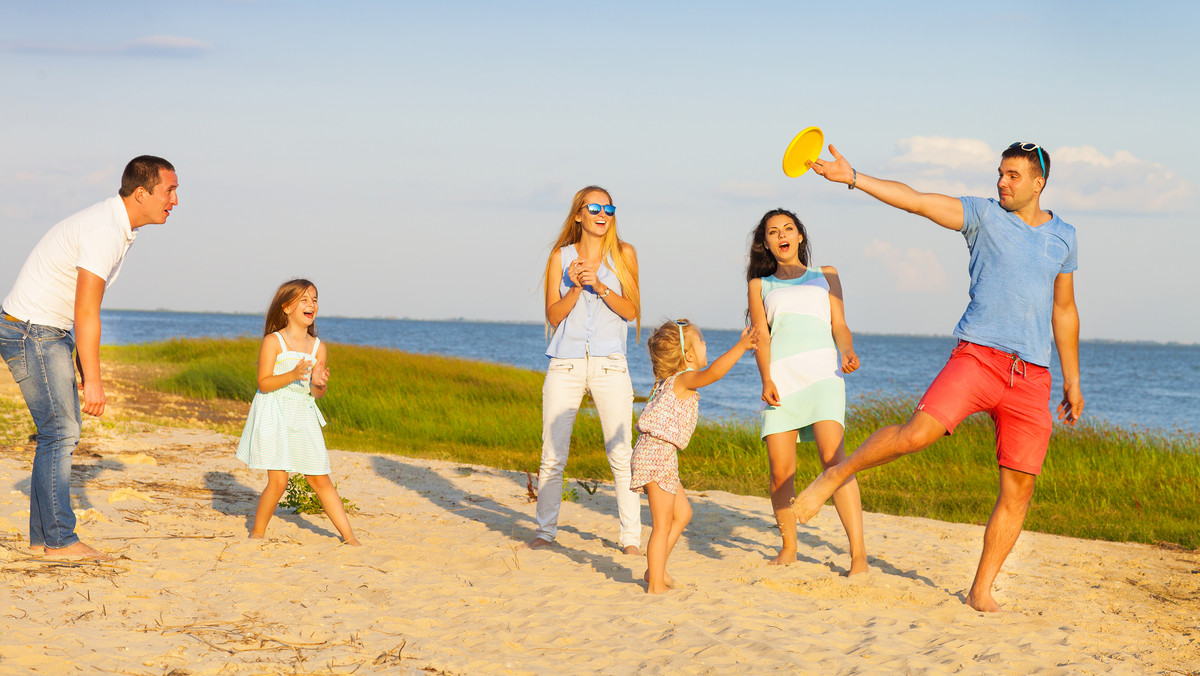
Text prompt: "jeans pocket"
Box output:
[[0, 337, 28, 382]]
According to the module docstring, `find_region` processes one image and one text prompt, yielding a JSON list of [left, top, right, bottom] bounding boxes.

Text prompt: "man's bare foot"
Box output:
[[44, 541, 112, 561], [623, 545, 640, 556], [643, 569, 675, 588], [845, 557, 869, 577], [791, 472, 837, 523], [29, 545, 45, 554], [768, 547, 797, 566], [966, 589, 1002, 612], [523, 537, 553, 549]]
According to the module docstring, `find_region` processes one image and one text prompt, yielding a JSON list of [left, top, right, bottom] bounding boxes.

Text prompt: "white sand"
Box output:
[[0, 396, 1197, 673]]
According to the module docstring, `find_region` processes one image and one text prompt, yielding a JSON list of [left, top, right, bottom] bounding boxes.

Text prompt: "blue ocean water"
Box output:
[[100, 310, 1199, 436]]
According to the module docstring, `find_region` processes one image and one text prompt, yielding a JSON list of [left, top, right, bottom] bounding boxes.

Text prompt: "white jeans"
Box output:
[[536, 354, 641, 548]]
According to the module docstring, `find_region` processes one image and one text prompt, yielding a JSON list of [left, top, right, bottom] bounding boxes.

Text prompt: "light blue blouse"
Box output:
[[545, 243, 629, 359]]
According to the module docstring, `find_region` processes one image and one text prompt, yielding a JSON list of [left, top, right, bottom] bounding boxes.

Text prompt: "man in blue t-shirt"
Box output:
[[792, 142, 1083, 612]]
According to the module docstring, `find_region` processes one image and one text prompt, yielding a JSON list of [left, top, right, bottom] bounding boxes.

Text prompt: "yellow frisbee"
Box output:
[[782, 126, 824, 177]]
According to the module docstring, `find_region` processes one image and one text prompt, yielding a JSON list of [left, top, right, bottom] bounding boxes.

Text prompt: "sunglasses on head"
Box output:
[[1009, 142, 1046, 176], [584, 203, 616, 216]]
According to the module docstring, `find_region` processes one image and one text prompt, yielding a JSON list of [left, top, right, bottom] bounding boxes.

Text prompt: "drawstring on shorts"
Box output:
[[1008, 355, 1026, 388]]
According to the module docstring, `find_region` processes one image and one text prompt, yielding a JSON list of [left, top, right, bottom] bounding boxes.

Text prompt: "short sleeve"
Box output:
[[1060, 230, 1079, 274], [75, 224, 126, 282], [959, 196, 987, 248]]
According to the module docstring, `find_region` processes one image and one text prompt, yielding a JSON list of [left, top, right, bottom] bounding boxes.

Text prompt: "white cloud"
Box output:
[[861, 238, 949, 293], [1049, 145, 1193, 214]]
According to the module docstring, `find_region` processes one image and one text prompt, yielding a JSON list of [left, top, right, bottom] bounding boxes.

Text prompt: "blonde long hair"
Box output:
[[544, 185, 641, 336]]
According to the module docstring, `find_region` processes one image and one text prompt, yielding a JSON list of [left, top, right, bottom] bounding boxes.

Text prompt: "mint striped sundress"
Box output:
[[236, 332, 330, 475], [759, 265, 845, 442]]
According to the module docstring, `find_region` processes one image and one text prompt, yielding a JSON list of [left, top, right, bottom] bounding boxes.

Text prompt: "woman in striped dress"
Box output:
[[746, 210, 866, 574], [236, 279, 360, 545]]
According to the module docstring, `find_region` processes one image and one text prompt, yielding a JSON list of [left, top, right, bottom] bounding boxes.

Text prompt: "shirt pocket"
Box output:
[[1043, 235, 1069, 266]]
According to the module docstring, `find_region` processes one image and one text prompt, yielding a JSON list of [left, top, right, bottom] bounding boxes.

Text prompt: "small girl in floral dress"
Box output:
[[630, 319, 757, 593]]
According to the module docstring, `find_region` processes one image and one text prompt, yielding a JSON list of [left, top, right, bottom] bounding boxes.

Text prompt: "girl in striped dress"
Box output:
[[236, 279, 360, 546], [631, 319, 757, 593], [746, 209, 866, 575]]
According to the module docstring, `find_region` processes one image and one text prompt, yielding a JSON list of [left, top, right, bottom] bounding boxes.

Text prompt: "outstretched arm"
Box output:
[[809, 144, 965, 231], [1052, 272, 1084, 425], [677, 326, 756, 391]]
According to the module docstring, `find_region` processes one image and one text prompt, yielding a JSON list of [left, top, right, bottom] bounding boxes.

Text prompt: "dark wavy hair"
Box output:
[[746, 208, 810, 281]]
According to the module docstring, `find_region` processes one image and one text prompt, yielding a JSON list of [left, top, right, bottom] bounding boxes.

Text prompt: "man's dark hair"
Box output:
[[1001, 143, 1051, 183], [119, 155, 175, 197]]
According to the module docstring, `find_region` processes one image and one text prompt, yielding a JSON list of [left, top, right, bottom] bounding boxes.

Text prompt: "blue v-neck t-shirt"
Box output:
[[953, 196, 1078, 367]]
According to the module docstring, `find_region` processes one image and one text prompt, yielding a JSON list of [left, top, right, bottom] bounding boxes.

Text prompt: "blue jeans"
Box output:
[[0, 312, 82, 549]]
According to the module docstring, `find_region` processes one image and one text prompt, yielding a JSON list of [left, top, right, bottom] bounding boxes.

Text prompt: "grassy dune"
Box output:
[[104, 338, 1200, 549]]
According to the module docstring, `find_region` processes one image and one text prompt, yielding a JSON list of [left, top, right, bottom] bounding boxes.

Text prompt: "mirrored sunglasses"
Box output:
[[584, 203, 616, 216]]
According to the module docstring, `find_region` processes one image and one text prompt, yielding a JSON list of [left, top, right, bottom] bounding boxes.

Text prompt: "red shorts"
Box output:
[[916, 341, 1053, 475]]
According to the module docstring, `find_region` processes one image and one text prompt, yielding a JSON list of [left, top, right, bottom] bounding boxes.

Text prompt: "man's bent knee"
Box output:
[[896, 412, 947, 454]]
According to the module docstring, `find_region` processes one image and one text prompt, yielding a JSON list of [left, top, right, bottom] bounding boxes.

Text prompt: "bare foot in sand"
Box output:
[[523, 537, 553, 549], [28, 545, 45, 555], [45, 541, 112, 561], [249, 532, 265, 540], [768, 546, 797, 566], [343, 537, 362, 547], [623, 545, 640, 556], [966, 590, 1002, 612], [845, 557, 869, 577], [643, 569, 675, 588]]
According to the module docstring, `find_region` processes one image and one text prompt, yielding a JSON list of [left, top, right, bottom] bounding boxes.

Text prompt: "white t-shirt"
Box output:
[[2, 196, 137, 331]]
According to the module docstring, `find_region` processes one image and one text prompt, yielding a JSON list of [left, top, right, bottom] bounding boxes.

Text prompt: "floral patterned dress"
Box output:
[[629, 373, 699, 495]]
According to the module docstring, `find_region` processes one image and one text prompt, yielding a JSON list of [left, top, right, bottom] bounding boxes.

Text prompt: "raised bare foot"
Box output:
[[791, 473, 837, 523], [845, 557, 869, 577], [623, 545, 641, 556], [966, 590, 1002, 612], [523, 537, 553, 549], [45, 541, 112, 561], [768, 547, 797, 566], [643, 569, 675, 588]]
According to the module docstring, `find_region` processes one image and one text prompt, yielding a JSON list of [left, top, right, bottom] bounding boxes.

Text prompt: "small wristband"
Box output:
[[848, 168, 857, 190]]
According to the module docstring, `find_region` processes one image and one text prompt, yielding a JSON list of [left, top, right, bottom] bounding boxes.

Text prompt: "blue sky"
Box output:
[[2, 1, 1196, 343]]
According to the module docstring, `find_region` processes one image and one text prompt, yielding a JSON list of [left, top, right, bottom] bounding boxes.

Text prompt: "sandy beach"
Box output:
[[1, 373, 1198, 675]]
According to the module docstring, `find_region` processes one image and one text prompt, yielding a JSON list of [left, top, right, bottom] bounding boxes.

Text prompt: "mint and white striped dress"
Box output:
[[236, 332, 330, 475], [759, 265, 845, 442]]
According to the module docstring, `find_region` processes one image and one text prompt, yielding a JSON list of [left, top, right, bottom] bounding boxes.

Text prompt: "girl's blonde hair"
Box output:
[[646, 318, 698, 380], [544, 185, 641, 337], [264, 279, 318, 337]]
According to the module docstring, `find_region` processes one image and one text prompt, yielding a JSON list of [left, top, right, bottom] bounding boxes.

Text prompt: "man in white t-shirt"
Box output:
[[0, 155, 179, 559]]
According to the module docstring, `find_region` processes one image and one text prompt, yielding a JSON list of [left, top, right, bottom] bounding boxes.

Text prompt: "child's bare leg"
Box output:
[[644, 486, 692, 588], [813, 421, 868, 576], [644, 484, 677, 593], [766, 431, 799, 565], [304, 474, 361, 545], [250, 470, 289, 538]]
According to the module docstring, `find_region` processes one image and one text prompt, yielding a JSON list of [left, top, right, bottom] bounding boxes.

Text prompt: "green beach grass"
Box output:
[[104, 338, 1200, 549]]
